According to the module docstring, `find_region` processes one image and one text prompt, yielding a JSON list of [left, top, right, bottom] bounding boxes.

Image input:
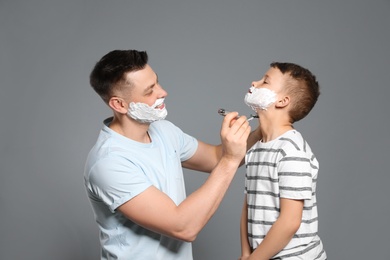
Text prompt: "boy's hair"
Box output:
[[270, 62, 320, 123], [89, 50, 148, 103]]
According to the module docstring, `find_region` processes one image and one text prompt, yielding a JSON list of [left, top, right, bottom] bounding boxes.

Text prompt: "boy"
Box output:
[[239, 62, 327, 260]]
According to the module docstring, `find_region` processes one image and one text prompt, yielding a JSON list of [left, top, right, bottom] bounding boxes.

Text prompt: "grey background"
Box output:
[[1, 1, 389, 259]]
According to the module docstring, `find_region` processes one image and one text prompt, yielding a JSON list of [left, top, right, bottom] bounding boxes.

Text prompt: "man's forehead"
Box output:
[[127, 64, 155, 78], [124, 66, 157, 91]]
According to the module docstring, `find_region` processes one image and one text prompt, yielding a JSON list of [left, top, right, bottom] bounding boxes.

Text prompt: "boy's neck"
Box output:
[[259, 114, 293, 142]]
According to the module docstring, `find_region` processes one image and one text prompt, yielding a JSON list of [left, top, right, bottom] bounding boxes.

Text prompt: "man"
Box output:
[[84, 50, 260, 259]]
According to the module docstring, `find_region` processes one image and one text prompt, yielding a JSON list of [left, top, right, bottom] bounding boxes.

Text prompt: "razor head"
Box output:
[[218, 108, 228, 116]]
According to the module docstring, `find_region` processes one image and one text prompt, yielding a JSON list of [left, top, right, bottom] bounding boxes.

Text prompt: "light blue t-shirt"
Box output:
[[84, 118, 198, 260]]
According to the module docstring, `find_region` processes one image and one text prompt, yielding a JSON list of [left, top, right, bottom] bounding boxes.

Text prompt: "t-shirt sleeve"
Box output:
[[178, 131, 198, 161], [277, 149, 313, 200], [87, 156, 152, 212], [158, 120, 198, 161]]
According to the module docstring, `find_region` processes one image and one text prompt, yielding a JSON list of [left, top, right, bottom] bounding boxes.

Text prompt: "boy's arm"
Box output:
[[248, 198, 304, 260], [240, 195, 251, 258]]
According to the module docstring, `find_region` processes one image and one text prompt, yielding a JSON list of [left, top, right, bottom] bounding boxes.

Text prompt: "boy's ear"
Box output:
[[275, 95, 290, 108], [108, 97, 128, 114]]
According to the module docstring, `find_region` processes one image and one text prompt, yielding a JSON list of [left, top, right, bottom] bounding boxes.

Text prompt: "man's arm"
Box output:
[[241, 125, 261, 166], [182, 119, 261, 173], [247, 198, 304, 260], [117, 113, 251, 242], [181, 141, 222, 173]]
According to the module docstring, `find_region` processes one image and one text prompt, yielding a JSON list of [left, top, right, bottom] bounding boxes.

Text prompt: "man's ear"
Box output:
[[108, 97, 128, 114], [275, 96, 290, 108]]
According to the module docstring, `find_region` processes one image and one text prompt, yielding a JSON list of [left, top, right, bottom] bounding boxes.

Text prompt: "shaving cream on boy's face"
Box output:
[[127, 98, 167, 123], [244, 86, 277, 111]]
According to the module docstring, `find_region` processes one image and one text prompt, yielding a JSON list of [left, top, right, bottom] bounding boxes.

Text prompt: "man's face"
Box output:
[[125, 64, 168, 108]]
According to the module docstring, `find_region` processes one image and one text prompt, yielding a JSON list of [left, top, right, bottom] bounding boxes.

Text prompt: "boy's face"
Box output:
[[251, 67, 287, 94], [245, 67, 289, 111]]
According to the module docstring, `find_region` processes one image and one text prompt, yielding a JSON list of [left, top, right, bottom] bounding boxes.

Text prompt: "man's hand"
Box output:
[[220, 112, 251, 164]]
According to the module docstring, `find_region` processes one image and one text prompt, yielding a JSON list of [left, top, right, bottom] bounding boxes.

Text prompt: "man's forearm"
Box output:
[[176, 156, 241, 240], [239, 127, 261, 167], [247, 126, 261, 150]]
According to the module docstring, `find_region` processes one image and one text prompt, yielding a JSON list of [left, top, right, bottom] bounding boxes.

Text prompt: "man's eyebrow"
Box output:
[[143, 73, 158, 93], [144, 84, 155, 93]]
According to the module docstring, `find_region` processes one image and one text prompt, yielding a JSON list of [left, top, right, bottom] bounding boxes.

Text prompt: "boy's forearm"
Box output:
[[249, 218, 297, 260], [240, 232, 251, 257], [240, 197, 251, 257]]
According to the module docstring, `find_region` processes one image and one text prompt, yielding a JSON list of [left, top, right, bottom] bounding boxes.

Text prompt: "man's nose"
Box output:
[[157, 84, 168, 98]]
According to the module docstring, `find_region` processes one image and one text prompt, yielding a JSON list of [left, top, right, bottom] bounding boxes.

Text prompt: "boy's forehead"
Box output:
[[265, 67, 292, 92], [265, 67, 285, 81]]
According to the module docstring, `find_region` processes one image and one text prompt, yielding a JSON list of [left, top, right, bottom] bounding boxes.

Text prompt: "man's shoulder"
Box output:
[[150, 120, 184, 136], [150, 119, 175, 129]]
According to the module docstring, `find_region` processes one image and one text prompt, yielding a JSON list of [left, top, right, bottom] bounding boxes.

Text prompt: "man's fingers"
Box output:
[[229, 116, 249, 135], [222, 111, 239, 128]]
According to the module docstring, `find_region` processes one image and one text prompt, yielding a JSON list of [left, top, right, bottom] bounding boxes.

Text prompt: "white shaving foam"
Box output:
[[128, 98, 167, 123], [244, 87, 277, 111]]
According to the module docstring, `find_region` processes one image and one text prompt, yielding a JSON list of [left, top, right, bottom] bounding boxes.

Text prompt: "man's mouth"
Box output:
[[153, 98, 165, 109], [152, 98, 165, 110], [156, 103, 165, 109]]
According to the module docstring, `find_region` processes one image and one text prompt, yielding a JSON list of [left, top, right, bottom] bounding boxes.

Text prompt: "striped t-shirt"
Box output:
[[245, 130, 326, 259]]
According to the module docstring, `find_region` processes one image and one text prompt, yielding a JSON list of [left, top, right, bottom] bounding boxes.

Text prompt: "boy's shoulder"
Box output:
[[278, 130, 318, 165], [279, 130, 304, 149], [278, 130, 313, 155]]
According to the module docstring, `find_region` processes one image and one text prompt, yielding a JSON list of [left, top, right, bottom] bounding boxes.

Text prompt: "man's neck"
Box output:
[[109, 115, 151, 143]]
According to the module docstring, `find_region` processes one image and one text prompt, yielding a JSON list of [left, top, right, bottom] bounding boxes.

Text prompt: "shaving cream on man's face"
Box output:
[[128, 98, 167, 123], [244, 87, 277, 111]]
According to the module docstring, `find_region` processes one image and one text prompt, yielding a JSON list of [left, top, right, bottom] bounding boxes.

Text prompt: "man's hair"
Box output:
[[89, 50, 148, 103], [270, 62, 320, 123]]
